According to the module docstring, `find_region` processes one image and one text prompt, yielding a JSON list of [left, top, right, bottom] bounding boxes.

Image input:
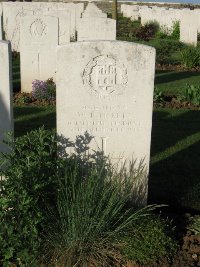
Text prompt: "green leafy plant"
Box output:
[[150, 39, 184, 65], [0, 128, 59, 266], [156, 21, 180, 41], [170, 21, 180, 40], [0, 128, 167, 267], [116, 15, 141, 41], [155, 25, 170, 39], [180, 45, 200, 69], [121, 215, 177, 264], [13, 92, 32, 104], [187, 215, 200, 235], [154, 87, 165, 103], [134, 21, 159, 41], [178, 84, 200, 106]]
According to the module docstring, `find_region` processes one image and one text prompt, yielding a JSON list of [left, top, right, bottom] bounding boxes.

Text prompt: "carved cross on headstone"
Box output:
[[101, 136, 108, 153]]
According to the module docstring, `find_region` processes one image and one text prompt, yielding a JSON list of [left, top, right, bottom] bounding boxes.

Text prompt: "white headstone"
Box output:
[[180, 11, 198, 46], [20, 15, 59, 92], [2, 2, 81, 50], [77, 17, 116, 41], [121, 4, 140, 21], [82, 3, 107, 18], [2, 2, 34, 52], [0, 41, 13, 154], [57, 3, 76, 40], [44, 10, 71, 44], [194, 9, 200, 33], [139, 5, 181, 33], [57, 41, 155, 203], [140, 6, 153, 26], [75, 3, 84, 28]]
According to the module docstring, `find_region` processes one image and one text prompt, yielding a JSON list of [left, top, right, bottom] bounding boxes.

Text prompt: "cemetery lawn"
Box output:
[[14, 105, 56, 137], [14, 105, 200, 211], [149, 108, 200, 211], [13, 70, 200, 97], [155, 70, 200, 95]]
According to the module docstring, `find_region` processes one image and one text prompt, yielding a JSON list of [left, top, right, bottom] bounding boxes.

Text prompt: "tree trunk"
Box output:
[[112, 0, 118, 22]]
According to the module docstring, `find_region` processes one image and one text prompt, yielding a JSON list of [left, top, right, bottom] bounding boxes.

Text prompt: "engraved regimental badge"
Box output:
[[83, 55, 128, 97], [30, 18, 47, 38]]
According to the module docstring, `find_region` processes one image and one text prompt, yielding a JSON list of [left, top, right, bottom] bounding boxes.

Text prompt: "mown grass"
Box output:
[[155, 71, 200, 95], [12, 52, 200, 97], [13, 105, 200, 212], [13, 67, 200, 97], [12, 56, 20, 92], [14, 105, 56, 137], [11, 32, 200, 212], [149, 108, 200, 211]]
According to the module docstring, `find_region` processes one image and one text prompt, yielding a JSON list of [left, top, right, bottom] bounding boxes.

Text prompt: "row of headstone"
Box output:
[[0, 36, 155, 204], [18, 2, 116, 92], [121, 4, 200, 46], [0, 41, 13, 155], [1, 2, 84, 52], [77, 3, 116, 41]]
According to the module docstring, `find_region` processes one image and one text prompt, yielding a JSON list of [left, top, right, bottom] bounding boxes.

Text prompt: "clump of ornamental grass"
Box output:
[[180, 45, 200, 69], [0, 129, 166, 267], [40, 158, 159, 267]]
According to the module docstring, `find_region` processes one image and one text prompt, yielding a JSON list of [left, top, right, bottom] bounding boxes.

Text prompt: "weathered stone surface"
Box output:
[[82, 3, 107, 18], [194, 9, 200, 33], [75, 3, 84, 29], [2, 2, 82, 50], [0, 41, 13, 154], [44, 10, 70, 44], [121, 4, 139, 21], [20, 15, 58, 92], [56, 3, 76, 40], [2, 2, 34, 52], [57, 41, 155, 203], [77, 17, 116, 41], [180, 10, 198, 46], [140, 5, 180, 33]]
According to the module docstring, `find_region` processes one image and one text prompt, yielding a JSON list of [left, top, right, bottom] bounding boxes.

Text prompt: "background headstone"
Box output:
[[0, 41, 13, 154], [2, 2, 34, 52], [77, 17, 116, 41], [2, 2, 82, 50], [57, 3, 77, 40], [44, 10, 71, 44], [57, 41, 155, 203], [180, 11, 198, 46], [20, 15, 58, 92], [81, 3, 107, 19]]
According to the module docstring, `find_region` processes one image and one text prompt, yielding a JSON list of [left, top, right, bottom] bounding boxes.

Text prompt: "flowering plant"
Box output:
[[32, 78, 56, 101]]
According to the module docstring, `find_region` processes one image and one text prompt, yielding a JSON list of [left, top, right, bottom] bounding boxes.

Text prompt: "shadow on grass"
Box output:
[[14, 105, 200, 212], [14, 105, 56, 137], [149, 109, 200, 212], [155, 71, 200, 85]]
